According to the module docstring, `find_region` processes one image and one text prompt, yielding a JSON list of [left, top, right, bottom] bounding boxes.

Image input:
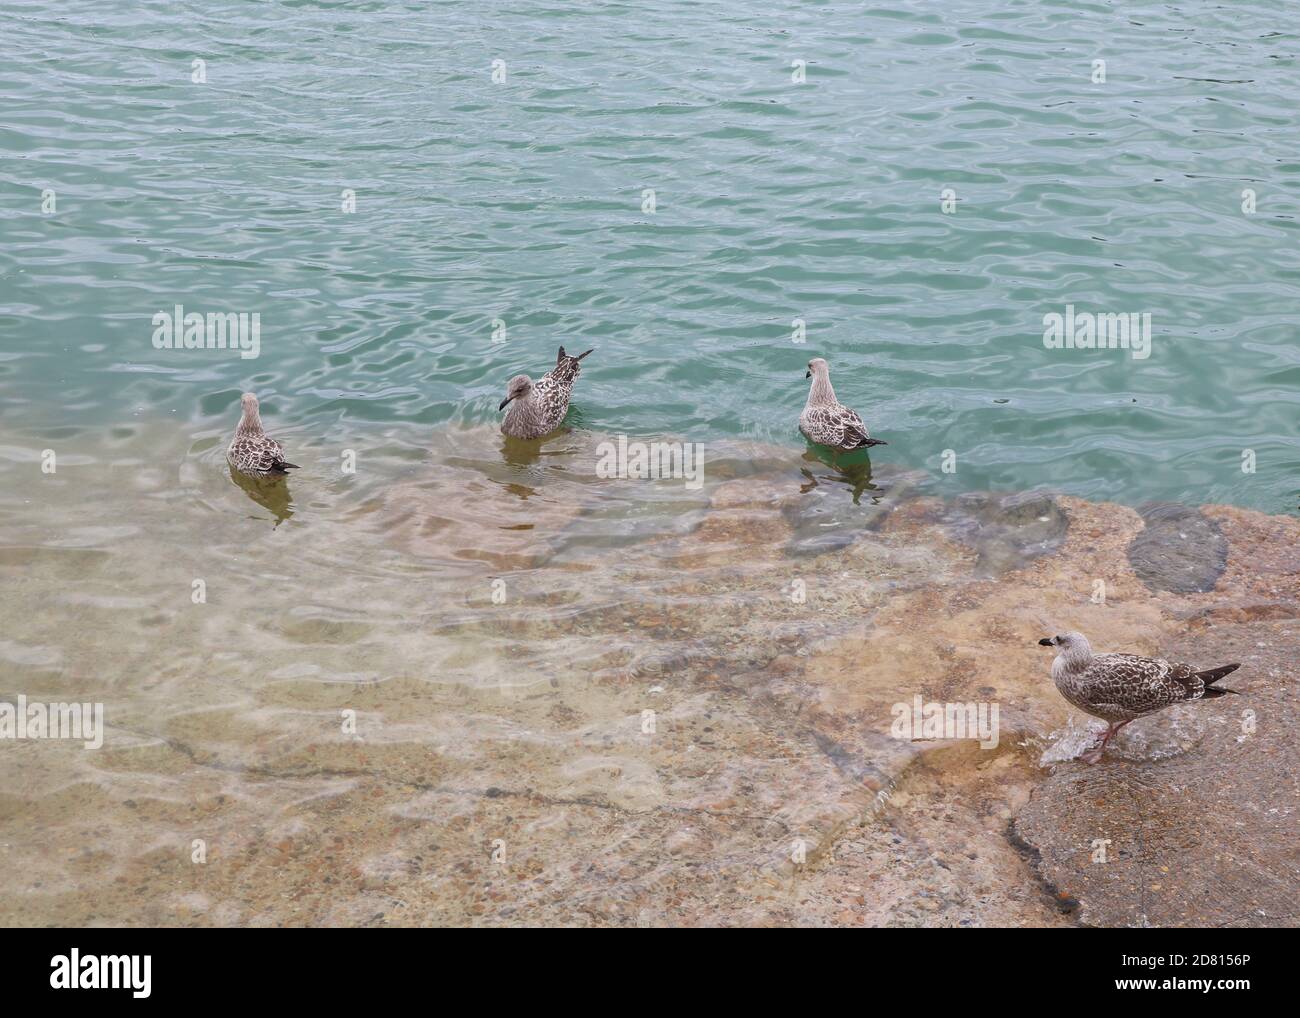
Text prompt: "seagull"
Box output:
[[226, 393, 298, 477], [1038, 631, 1240, 763], [499, 346, 593, 439], [799, 357, 886, 453]]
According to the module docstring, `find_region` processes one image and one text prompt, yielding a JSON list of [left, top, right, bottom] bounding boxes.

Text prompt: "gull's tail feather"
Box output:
[[557, 346, 593, 364], [856, 437, 887, 448]]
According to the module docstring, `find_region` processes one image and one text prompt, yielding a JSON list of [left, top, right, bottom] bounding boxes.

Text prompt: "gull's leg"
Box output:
[[1080, 719, 1132, 764]]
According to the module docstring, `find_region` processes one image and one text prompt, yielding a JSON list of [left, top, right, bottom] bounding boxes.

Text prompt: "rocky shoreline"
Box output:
[[0, 428, 1294, 926]]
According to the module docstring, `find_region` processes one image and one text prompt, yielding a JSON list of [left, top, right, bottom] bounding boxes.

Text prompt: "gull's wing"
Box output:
[[1085, 653, 1193, 713], [802, 403, 872, 448], [231, 435, 296, 474]]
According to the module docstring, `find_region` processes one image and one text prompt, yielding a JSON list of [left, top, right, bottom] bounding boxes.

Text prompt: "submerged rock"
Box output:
[[1126, 502, 1228, 593], [782, 462, 926, 557], [936, 490, 1069, 576]]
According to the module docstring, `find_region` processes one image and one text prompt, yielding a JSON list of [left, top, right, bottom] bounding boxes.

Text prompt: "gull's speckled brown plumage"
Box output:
[[799, 357, 885, 452], [499, 346, 592, 439], [226, 393, 298, 477]]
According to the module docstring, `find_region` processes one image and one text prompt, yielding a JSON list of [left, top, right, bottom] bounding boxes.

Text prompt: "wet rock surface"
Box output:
[[1127, 502, 1229, 594], [1014, 509, 1300, 929], [1014, 622, 1299, 928]]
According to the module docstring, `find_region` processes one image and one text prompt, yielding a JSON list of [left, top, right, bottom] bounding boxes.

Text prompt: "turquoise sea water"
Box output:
[[1, 0, 1297, 511]]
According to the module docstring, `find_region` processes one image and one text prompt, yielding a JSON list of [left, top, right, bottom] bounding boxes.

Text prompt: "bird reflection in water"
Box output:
[[228, 465, 295, 525], [800, 445, 881, 506], [497, 422, 586, 501], [500, 434, 546, 468]]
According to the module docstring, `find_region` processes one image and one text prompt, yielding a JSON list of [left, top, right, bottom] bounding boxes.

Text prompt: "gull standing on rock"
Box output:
[[799, 357, 886, 452], [226, 393, 298, 477], [499, 346, 593, 439], [1038, 631, 1240, 764]]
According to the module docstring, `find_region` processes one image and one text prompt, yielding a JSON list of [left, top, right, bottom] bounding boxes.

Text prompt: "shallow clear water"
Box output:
[[2, 0, 1297, 510]]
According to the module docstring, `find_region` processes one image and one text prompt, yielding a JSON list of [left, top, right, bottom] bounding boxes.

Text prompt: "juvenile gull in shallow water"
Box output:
[[226, 393, 298, 477], [799, 357, 886, 452], [1039, 631, 1240, 763], [499, 346, 593, 439]]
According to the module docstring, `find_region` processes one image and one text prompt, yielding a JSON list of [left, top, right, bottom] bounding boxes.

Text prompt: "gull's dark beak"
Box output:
[[1038, 638, 1055, 647], [805, 369, 811, 379], [498, 396, 513, 411]]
